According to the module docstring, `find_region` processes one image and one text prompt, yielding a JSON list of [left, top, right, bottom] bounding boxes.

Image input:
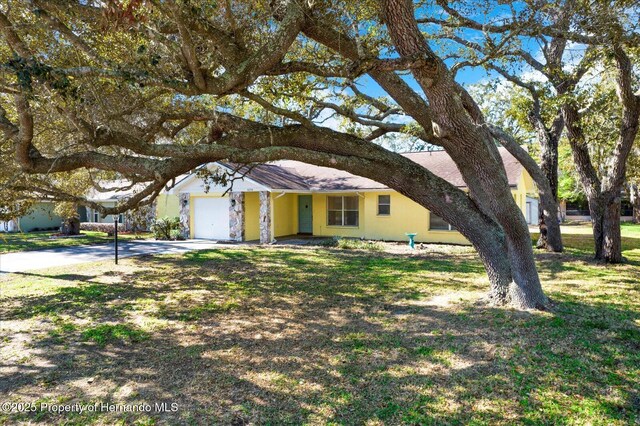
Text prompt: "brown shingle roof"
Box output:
[[226, 147, 523, 191], [220, 162, 310, 190], [402, 147, 523, 188]]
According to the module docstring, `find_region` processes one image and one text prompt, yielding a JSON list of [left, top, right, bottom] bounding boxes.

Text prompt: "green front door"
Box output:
[[298, 195, 313, 234]]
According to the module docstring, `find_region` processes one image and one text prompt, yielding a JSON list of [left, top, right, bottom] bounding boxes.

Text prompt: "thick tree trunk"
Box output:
[[464, 227, 533, 307], [481, 189, 548, 308], [380, 0, 549, 309], [536, 133, 560, 250], [587, 194, 623, 263], [421, 204, 514, 305], [396, 174, 541, 307], [383, 171, 521, 306], [61, 217, 80, 235], [474, 241, 512, 305], [588, 195, 606, 261], [602, 198, 623, 263]]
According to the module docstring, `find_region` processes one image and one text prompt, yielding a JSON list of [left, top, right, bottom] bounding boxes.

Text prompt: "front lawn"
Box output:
[[0, 224, 638, 425], [0, 231, 152, 253]]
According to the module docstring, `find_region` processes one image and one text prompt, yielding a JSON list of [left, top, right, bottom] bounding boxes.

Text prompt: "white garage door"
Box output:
[[193, 197, 230, 240]]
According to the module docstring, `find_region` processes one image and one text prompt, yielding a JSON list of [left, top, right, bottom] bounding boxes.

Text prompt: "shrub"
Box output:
[[80, 222, 124, 234], [170, 229, 185, 241], [151, 216, 183, 240]]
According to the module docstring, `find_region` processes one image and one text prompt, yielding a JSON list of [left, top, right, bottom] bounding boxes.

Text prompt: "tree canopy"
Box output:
[[0, 0, 638, 308]]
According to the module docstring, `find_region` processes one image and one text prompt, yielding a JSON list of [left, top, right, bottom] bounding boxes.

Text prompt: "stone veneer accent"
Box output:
[[259, 191, 271, 243], [179, 193, 190, 238], [229, 192, 244, 241]]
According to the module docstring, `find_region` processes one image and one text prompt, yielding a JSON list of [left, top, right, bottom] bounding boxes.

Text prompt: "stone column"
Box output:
[[229, 192, 245, 242], [259, 191, 272, 244], [179, 193, 190, 238]]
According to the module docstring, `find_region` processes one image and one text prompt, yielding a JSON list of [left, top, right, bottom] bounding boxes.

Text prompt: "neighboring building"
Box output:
[[0, 202, 63, 233], [156, 147, 538, 244], [0, 218, 18, 232], [85, 184, 149, 230], [85, 203, 125, 225]]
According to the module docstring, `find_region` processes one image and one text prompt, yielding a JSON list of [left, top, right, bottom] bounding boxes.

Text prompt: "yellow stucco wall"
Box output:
[[365, 191, 470, 244], [310, 192, 469, 244], [305, 184, 531, 245], [364, 191, 424, 241], [516, 172, 536, 217], [272, 193, 298, 237], [156, 194, 180, 219], [245, 192, 260, 241]]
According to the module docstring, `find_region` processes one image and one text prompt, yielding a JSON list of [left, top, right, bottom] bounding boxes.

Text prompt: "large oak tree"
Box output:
[[0, 0, 563, 308]]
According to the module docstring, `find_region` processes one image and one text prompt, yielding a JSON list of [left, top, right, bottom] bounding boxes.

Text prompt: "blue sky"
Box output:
[[349, 1, 557, 98], [351, 63, 498, 101]]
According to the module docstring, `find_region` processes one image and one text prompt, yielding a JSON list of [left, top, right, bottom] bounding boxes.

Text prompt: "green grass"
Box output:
[[532, 221, 640, 258], [81, 324, 149, 346], [0, 230, 151, 253], [0, 223, 638, 425]]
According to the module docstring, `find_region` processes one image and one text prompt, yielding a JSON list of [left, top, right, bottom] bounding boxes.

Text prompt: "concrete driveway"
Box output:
[[0, 239, 226, 274]]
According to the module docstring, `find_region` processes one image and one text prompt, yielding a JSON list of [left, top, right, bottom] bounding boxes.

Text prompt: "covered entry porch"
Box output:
[[242, 191, 314, 243]]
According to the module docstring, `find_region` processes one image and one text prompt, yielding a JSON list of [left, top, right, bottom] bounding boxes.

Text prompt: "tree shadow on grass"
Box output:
[[2, 271, 100, 283], [1, 247, 639, 424]]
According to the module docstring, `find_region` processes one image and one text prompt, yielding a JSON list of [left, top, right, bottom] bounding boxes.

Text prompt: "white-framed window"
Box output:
[[429, 213, 454, 231], [93, 210, 100, 222], [377, 195, 391, 216], [118, 214, 124, 224], [327, 195, 359, 226]]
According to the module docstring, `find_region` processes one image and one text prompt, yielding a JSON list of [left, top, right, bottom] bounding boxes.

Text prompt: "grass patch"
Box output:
[[81, 324, 149, 346], [0, 230, 151, 253], [158, 299, 240, 321]]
